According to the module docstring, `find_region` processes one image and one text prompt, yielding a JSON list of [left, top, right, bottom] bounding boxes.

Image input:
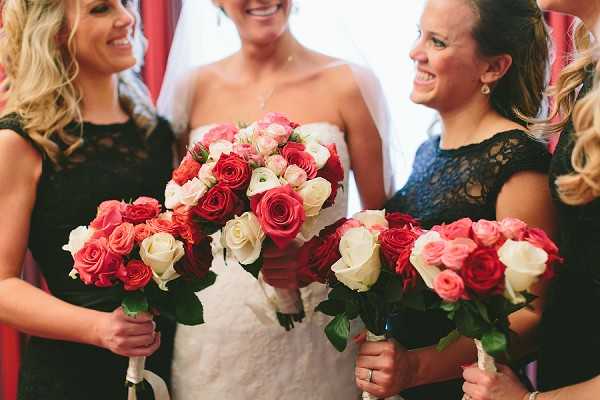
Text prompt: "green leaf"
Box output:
[[475, 300, 491, 323], [329, 284, 356, 303], [240, 258, 262, 280], [402, 289, 427, 311], [185, 271, 218, 293], [325, 313, 351, 352], [455, 304, 486, 338], [440, 301, 459, 312], [481, 330, 507, 358], [174, 288, 204, 325], [344, 300, 360, 320], [436, 329, 461, 352], [122, 292, 149, 317], [383, 275, 405, 304], [315, 299, 346, 316]]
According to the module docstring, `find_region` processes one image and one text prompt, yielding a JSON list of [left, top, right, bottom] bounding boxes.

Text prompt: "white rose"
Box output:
[[62, 226, 93, 257], [298, 177, 332, 217], [498, 240, 547, 299], [255, 134, 279, 156], [234, 125, 255, 144], [331, 227, 381, 292], [409, 230, 443, 288], [180, 177, 208, 207], [264, 123, 290, 144], [283, 165, 307, 188], [140, 232, 185, 291], [164, 180, 182, 210], [221, 212, 265, 265], [246, 167, 282, 197], [265, 155, 288, 176], [353, 210, 389, 231], [198, 162, 217, 187], [305, 141, 331, 169], [209, 139, 233, 161]]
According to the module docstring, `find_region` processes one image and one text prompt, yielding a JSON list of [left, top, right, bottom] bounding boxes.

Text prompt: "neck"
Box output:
[[238, 30, 303, 79], [74, 71, 127, 124], [438, 96, 497, 149], [579, 3, 600, 40]]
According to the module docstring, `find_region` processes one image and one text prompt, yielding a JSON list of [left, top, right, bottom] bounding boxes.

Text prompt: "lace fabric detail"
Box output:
[[172, 122, 361, 400], [0, 115, 176, 399]]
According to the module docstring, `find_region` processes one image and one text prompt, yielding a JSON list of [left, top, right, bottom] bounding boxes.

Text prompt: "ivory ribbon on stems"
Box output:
[[273, 287, 303, 314], [126, 356, 171, 400], [362, 331, 405, 400], [461, 339, 497, 400]]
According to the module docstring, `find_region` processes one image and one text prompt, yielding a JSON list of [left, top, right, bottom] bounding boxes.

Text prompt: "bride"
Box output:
[[159, 1, 395, 398]]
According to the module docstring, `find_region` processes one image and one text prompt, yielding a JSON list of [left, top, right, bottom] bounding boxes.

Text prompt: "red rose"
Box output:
[[146, 217, 180, 236], [396, 257, 419, 290], [73, 237, 122, 287], [90, 200, 124, 237], [116, 260, 152, 291], [172, 156, 202, 185], [386, 212, 420, 229], [251, 185, 305, 249], [461, 248, 505, 295], [379, 227, 420, 270], [281, 142, 318, 179], [108, 222, 135, 255], [176, 239, 213, 280], [134, 223, 153, 244], [123, 197, 161, 224], [173, 206, 203, 244], [201, 123, 238, 147], [192, 184, 244, 225], [317, 144, 344, 207], [213, 153, 251, 191]]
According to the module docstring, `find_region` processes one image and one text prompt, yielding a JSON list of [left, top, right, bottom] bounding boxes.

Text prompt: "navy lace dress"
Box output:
[[538, 72, 600, 391], [0, 115, 175, 400], [385, 130, 551, 399]]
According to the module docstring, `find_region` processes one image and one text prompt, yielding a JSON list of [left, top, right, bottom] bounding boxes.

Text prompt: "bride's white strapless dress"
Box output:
[[171, 122, 361, 400]]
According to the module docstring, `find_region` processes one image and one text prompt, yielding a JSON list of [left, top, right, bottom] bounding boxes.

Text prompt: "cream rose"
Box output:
[[221, 212, 265, 265], [164, 180, 183, 210], [498, 240, 548, 303], [298, 177, 332, 217], [305, 141, 331, 169], [209, 139, 233, 161], [283, 165, 307, 188], [331, 227, 381, 292], [353, 210, 389, 231], [63, 226, 93, 257], [140, 232, 184, 291], [198, 162, 217, 187], [409, 230, 443, 288], [265, 155, 288, 176], [234, 125, 255, 144], [179, 177, 208, 207], [246, 167, 282, 197]]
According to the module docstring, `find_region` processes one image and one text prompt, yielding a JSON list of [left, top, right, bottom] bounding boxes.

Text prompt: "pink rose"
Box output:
[[435, 217, 473, 240], [441, 238, 478, 270], [201, 123, 238, 147], [146, 216, 180, 236], [108, 222, 135, 255], [263, 123, 291, 144], [422, 240, 447, 265], [134, 223, 153, 244], [90, 200, 124, 238], [337, 219, 363, 237], [116, 260, 152, 291], [258, 112, 294, 136], [265, 155, 288, 176], [472, 219, 502, 247], [233, 143, 257, 160], [281, 142, 318, 179], [433, 270, 465, 302], [73, 237, 122, 287], [283, 165, 308, 188], [499, 218, 528, 240], [255, 134, 279, 156]]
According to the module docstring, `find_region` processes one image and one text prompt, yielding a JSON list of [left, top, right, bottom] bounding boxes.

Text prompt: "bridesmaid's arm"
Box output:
[[0, 130, 159, 357], [339, 69, 387, 209]]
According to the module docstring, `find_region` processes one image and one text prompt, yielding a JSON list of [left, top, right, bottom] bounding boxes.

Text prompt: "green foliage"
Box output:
[[122, 292, 149, 317], [325, 313, 351, 352], [436, 329, 461, 352], [240, 258, 262, 279]]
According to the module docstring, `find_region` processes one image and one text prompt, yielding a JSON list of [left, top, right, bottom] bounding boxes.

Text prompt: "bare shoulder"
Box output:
[[0, 129, 42, 184]]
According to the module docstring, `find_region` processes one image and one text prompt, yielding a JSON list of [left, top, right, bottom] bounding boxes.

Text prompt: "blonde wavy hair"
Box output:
[[0, 0, 157, 165], [530, 21, 600, 205]]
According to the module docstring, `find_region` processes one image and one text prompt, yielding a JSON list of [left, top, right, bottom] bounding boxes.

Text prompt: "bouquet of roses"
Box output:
[[409, 217, 561, 395], [63, 196, 216, 400], [164, 112, 345, 329]]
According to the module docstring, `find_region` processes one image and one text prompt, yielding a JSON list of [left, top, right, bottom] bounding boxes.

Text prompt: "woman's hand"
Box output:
[[94, 307, 160, 357], [462, 363, 529, 400], [261, 239, 305, 289], [354, 337, 416, 397]]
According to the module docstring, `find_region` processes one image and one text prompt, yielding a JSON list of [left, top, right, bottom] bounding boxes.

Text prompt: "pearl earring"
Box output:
[[481, 84, 491, 95]]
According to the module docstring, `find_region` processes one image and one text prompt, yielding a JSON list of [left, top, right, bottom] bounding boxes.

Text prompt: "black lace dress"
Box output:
[[538, 72, 600, 391], [0, 115, 176, 400], [386, 130, 551, 399]]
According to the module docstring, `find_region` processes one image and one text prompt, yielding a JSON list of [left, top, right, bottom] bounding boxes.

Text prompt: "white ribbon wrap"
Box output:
[[362, 331, 405, 400], [461, 339, 497, 400], [126, 356, 171, 400]]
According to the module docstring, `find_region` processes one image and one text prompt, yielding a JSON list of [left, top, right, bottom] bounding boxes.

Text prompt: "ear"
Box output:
[[480, 53, 512, 86]]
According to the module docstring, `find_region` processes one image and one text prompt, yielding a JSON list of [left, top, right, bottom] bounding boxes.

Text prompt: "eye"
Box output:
[[431, 37, 447, 49], [121, 0, 133, 7], [90, 2, 110, 14], [416, 27, 422, 39]]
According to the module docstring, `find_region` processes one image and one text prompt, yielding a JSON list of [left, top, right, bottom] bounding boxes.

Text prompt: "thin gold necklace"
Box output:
[[256, 55, 294, 110]]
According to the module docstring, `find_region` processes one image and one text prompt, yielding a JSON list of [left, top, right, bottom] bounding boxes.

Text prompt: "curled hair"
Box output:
[[468, 0, 551, 126], [0, 0, 157, 165]]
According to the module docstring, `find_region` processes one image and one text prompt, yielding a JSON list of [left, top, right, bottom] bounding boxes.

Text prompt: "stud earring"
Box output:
[[481, 84, 491, 95]]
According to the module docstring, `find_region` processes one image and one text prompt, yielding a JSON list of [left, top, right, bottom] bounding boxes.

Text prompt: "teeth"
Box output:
[[110, 38, 130, 46], [416, 71, 435, 82], [247, 5, 279, 16]]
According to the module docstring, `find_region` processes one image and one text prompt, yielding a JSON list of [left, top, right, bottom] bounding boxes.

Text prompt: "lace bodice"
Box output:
[[172, 122, 360, 400], [539, 71, 600, 390], [0, 115, 176, 399], [386, 130, 550, 400]]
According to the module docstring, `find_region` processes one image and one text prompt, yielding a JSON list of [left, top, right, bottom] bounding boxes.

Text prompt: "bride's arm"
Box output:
[[0, 130, 160, 357]]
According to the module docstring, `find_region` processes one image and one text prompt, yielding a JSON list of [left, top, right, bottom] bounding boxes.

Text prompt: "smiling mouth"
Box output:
[[246, 3, 282, 17]]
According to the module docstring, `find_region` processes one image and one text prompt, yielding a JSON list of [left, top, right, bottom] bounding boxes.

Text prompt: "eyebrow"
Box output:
[[417, 25, 449, 40]]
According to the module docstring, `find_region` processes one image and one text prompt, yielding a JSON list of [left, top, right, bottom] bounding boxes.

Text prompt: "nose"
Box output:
[[114, 3, 136, 30], [409, 38, 427, 64]]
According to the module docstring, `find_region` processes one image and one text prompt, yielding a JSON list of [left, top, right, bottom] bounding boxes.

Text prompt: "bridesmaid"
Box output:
[[461, 0, 600, 398], [354, 0, 556, 399], [0, 1, 175, 398]]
